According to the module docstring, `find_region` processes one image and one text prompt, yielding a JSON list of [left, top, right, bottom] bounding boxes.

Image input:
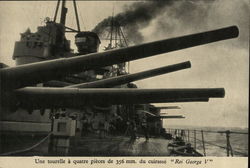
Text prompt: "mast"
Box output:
[[53, 0, 61, 22], [109, 11, 114, 48], [73, 0, 81, 32], [53, 0, 81, 33], [60, 0, 67, 26]]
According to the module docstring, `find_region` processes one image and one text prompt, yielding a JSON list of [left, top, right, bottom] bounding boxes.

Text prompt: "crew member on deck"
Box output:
[[81, 115, 88, 136], [98, 121, 105, 138], [104, 119, 109, 137], [141, 115, 149, 141], [128, 120, 137, 141]]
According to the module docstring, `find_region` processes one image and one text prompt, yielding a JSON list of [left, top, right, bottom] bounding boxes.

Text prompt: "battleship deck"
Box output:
[[0, 133, 172, 156], [69, 135, 171, 156]]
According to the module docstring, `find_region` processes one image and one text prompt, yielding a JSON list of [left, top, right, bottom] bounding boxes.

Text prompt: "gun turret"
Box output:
[[0, 26, 238, 91]]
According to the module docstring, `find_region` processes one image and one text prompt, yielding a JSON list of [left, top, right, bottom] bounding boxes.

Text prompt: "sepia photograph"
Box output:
[[0, 0, 248, 160]]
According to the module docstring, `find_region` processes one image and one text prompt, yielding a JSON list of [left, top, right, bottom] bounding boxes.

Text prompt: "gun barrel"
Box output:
[[0, 26, 238, 90], [153, 115, 185, 119], [68, 61, 191, 88], [156, 106, 181, 109], [13, 88, 224, 109], [165, 98, 209, 103]]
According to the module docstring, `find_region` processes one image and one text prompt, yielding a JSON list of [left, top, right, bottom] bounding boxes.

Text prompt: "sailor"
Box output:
[[181, 130, 185, 137], [127, 120, 137, 141], [98, 121, 105, 138], [81, 115, 88, 136], [186, 143, 193, 154], [141, 115, 149, 141], [104, 119, 109, 137]]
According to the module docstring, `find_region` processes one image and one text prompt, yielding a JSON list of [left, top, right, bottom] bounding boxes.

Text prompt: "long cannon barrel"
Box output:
[[12, 87, 225, 109], [37, 61, 190, 88], [156, 106, 181, 109], [150, 115, 185, 119], [164, 98, 209, 103], [0, 26, 238, 90], [68, 61, 191, 88]]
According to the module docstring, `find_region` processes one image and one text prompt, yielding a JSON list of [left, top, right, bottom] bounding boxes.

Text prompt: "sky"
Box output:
[[0, 0, 248, 128]]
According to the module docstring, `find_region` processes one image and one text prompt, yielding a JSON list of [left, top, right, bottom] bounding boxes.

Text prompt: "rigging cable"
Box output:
[[79, 10, 86, 31], [0, 133, 52, 156]]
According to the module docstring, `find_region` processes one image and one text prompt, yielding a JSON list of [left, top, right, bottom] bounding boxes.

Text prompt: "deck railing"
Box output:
[[167, 128, 248, 157]]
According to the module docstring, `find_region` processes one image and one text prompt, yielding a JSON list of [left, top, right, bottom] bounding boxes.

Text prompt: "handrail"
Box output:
[[168, 128, 248, 157], [189, 136, 247, 156], [169, 128, 248, 134]]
